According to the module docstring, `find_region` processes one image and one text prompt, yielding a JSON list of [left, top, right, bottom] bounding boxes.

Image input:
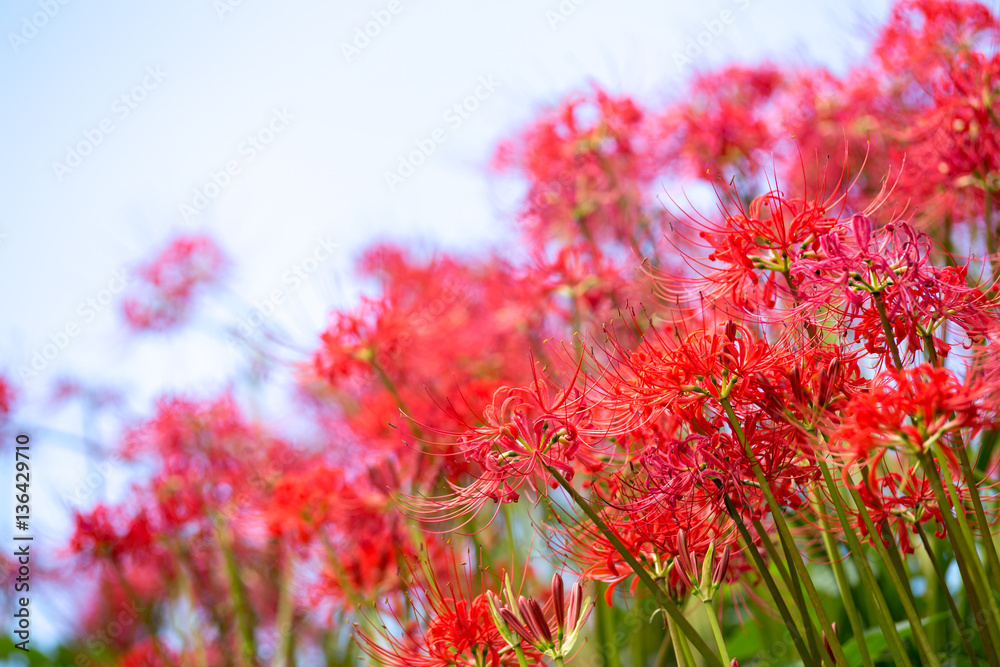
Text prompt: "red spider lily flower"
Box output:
[[493, 86, 654, 252], [651, 65, 786, 182], [851, 466, 946, 553], [267, 462, 419, 604], [121, 234, 227, 332], [402, 374, 612, 528], [790, 215, 1000, 363], [68, 505, 158, 564], [266, 463, 348, 546], [0, 374, 14, 423], [656, 174, 875, 317], [834, 364, 982, 472], [600, 320, 800, 430], [306, 246, 542, 474], [353, 552, 538, 667]]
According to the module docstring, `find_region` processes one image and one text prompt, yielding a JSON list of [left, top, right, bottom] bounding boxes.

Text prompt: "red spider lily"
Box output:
[[651, 65, 786, 182], [493, 86, 654, 251], [0, 374, 14, 423], [307, 246, 542, 476], [874, 0, 998, 86], [851, 466, 945, 553], [121, 234, 227, 332], [402, 373, 613, 528], [69, 505, 158, 564], [656, 173, 875, 317], [599, 320, 800, 430], [353, 552, 539, 667], [790, 215, 1000, 361], [267, 463, 419, 603], [633, 424, 817, 521], [835, 364, 982, 469], [266, 463, 350, 547]]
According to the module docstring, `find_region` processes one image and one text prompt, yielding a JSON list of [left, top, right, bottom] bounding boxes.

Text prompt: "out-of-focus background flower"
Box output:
[[0, 0, 893, 659]]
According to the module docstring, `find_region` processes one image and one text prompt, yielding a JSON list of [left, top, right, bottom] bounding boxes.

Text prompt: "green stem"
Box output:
[[954, 441, 1000, 596], [678, 616, 697, 667], [873, 291, 904, 370], [215, 516, 257, 667], [653, 628, 672, 667], [918, 450, 1000, 663], [817, 459, 913, 667], [594, 581, 622, 667], [668, 615, 689, 667], [776, 522, 824, 663], [704, 599, 731, 665], [915, 523, 980, 667], [545, 467, 723, 667], [722, 495, 816, 667], [812, 492, 874, 667], [513, 646, 530, 667], [271, 548, 295, 667], [719, 398, 849, 666], [845, 485, 940, 666]]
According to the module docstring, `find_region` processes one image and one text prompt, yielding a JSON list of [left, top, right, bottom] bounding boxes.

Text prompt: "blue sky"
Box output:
[[0, 0, 893, 652]]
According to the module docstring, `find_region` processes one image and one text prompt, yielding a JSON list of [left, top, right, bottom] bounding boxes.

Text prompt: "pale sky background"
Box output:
[[0, 0, 893, 655]]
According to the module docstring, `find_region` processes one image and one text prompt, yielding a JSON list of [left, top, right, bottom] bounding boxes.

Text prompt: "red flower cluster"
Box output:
[[121, 234, 227, 332], [59, 2, 1000, 665]]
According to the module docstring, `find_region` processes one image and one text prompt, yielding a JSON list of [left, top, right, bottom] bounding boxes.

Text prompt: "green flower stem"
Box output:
[[844, 484, 941, 666], [271, 549, 295, 667], [215, 516, 257, 667], [915, 522, 980, 667], [512, 645, 530, 667], [704, 599, 731, 666], [954, 440, 1000, 595], [653, 627, 672, 667], [751, 515, 823, 664], [873, 291, 904, 370], [750, 517, 792, 590], [722, 494, 817, 667], [775, 521, 823, 663], [595, 583, 622, 667], [918, 450, 1000, 663], [719, 398, 849, 667], [811, 492, 874, 667], [817, 459, 913, 667], [545, 466, 723, 667], [668, 615, 689, 667], [677, 610, 697, 667]]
